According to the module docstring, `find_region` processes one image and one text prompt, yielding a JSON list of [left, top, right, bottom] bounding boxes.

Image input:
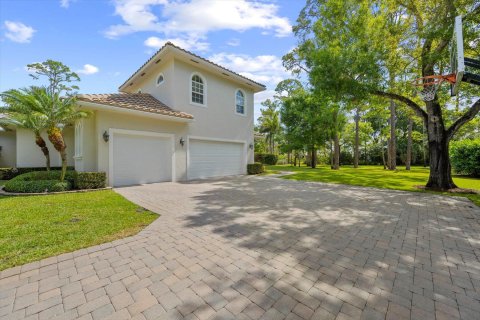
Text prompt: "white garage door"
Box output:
[[112, 132, 173, 187], [188, 139, 245, 180]]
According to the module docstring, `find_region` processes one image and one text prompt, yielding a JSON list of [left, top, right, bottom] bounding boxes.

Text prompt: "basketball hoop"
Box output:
[[412, 74, 456, 101]]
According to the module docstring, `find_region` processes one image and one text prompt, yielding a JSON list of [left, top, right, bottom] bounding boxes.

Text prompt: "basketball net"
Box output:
[[412, 74, 456, 101]]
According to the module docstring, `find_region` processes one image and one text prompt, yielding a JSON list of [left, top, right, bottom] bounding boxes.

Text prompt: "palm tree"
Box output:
[[258, 100, 280, 154], [29, 87, 89, 182], [1, 88, 51, 170]]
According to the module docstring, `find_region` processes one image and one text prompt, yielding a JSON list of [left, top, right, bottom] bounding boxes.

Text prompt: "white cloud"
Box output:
[[227, 38, 240, 47], [105, 0, 291, 43], [4, 21, 36, 43], [77, 64, 99, 75], [208, 53, 288, 86], [144, 35, 209, 52], [60, 0, 75, 8]]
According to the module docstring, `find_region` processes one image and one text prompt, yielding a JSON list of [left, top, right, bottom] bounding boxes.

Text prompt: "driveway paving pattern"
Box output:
[[1, 176, 480, 319]]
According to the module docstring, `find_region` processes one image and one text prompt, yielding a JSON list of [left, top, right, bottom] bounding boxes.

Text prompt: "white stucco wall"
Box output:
[[0, 130, 16, 167], [92, 110, 189, 182], [139, 59, 255, 164], [16, 128, 74, 168]]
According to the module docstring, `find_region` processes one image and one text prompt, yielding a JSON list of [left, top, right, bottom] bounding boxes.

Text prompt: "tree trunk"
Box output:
[[422, 123, 427, 167], [406, 118, 412, 170], [332, 133, 340, 170], [425, 101, 457, 190], [310, 147, 316, 168], [354, 108, 360, 168], [364, 140, 367, 165], [387, 100, 396, 170], [47, 127, 67, 182], [381, 139, 386, 169], [35, 133, 50, 171], [330, 140, 334, 168]]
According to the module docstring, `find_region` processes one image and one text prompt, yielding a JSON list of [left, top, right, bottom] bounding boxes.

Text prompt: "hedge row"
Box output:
[[0, 166, 74, 180], [254, 153, 278, 165], [3, 171, 107, 193], [450, 139, 480, 177], [247, 163, 265, 175]]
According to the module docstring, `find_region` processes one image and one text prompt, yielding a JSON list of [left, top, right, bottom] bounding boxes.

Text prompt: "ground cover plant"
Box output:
[[0, 190, 157, 270]]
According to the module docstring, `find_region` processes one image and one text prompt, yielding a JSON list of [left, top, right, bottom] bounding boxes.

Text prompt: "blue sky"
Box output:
[[0, 0, 305, 121]]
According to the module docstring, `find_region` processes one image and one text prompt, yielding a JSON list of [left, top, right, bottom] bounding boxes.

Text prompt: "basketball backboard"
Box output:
[[450, 15, 465, 96]]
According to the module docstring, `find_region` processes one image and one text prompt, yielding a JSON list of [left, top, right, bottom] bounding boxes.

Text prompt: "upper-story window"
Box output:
[[191, 74, 205, 105], [156, 73, 164, 86], [235, 90, 245, 115]]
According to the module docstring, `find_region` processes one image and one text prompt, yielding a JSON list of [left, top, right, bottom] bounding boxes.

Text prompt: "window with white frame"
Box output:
[[191, 74, 204, 105], [235, 90, 245, 114]]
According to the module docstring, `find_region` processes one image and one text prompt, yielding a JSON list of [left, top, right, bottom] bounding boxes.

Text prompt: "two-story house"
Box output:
[[0, 43, 266, 186]]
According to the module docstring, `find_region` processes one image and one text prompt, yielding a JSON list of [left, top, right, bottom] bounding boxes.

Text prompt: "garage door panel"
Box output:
[[189, 139, 244, 180], [112, 133, 172, 187]]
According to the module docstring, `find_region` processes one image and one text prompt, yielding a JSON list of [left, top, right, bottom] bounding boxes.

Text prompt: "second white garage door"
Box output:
[[188, 139, 245, 180], [112, 131, 173, 187]]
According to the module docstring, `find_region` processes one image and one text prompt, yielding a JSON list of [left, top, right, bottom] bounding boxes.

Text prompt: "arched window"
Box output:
[[156, 73, 164, 86], [235, 90, 245, 114], [191, 74, 204, 105]]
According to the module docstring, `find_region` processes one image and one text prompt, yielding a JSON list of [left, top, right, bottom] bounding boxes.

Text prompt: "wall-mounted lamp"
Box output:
[[103, 131, 110, 142], [249, 143, 254, 150], [179, 137, 185, 146]]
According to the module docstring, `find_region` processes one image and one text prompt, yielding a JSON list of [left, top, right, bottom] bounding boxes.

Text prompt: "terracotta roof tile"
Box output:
[[77, 93, 193, 119], [119, 42, 266, 90]]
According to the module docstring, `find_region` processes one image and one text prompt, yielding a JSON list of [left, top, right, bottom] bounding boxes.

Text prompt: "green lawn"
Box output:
[[267, 165, 480, 206], [0, 180, 6, 187], [0, 190, 157, 270]]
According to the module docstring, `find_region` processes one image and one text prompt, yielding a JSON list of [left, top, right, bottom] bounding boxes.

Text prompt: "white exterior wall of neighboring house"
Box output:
[[0, 131, 16, 167], [92, 109, 189, 182], [16, 128, 74, 168]]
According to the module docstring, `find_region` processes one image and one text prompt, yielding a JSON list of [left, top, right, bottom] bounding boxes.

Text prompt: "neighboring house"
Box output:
[[0, 42, 266, 186]]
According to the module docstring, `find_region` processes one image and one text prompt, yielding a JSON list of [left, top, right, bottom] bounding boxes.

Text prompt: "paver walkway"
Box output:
[[1, 176, 480, 320]]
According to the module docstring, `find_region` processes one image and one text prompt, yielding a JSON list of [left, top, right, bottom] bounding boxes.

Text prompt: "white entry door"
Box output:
[[111, 131, 173, 187], [188, 139, 245, 180]]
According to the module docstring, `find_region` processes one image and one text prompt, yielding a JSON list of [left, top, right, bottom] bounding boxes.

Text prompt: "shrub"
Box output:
[[254, 153, 278, 165], [450, 139, 480, 177], [0, 166, 74, 180], [247, 163, 264, 175], [4, 180, 71, 193], [75, 172, 106, 189]]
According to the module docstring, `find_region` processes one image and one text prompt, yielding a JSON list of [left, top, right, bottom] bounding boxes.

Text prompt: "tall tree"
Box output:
[[285, 0, 480, 190], [27, 60, 88, 181], [258, 99, 280, 154]]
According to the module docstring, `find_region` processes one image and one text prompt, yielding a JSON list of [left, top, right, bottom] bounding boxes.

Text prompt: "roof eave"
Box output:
[[77, 100, 194, 123], [119, 43, 267, 93]]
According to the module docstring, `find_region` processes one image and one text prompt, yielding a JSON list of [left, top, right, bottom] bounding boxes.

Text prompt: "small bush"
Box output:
[[0, 166, 74, 180], [75, 172, 106, 189], [4, 180, 71, 193], [254, 153, 278, 165], [247, 163, 265, 174], [450, 139, 480, 177]]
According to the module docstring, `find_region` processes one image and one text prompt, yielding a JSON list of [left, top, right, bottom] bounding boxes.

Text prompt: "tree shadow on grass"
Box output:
[[178, 176, 480, 318]]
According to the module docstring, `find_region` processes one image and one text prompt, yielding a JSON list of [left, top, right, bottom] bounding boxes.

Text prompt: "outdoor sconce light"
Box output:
[[179, 137, 185, 146], [249, 143, 254, 150], [103, 131, 110, 142]]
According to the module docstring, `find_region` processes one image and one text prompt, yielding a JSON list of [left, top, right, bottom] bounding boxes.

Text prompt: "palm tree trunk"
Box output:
[[35, 133, 50, 171], [47, 127, 67, 182]]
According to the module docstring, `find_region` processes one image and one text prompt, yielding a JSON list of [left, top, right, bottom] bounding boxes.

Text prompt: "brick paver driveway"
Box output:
[[1, 176, 480, 320]]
